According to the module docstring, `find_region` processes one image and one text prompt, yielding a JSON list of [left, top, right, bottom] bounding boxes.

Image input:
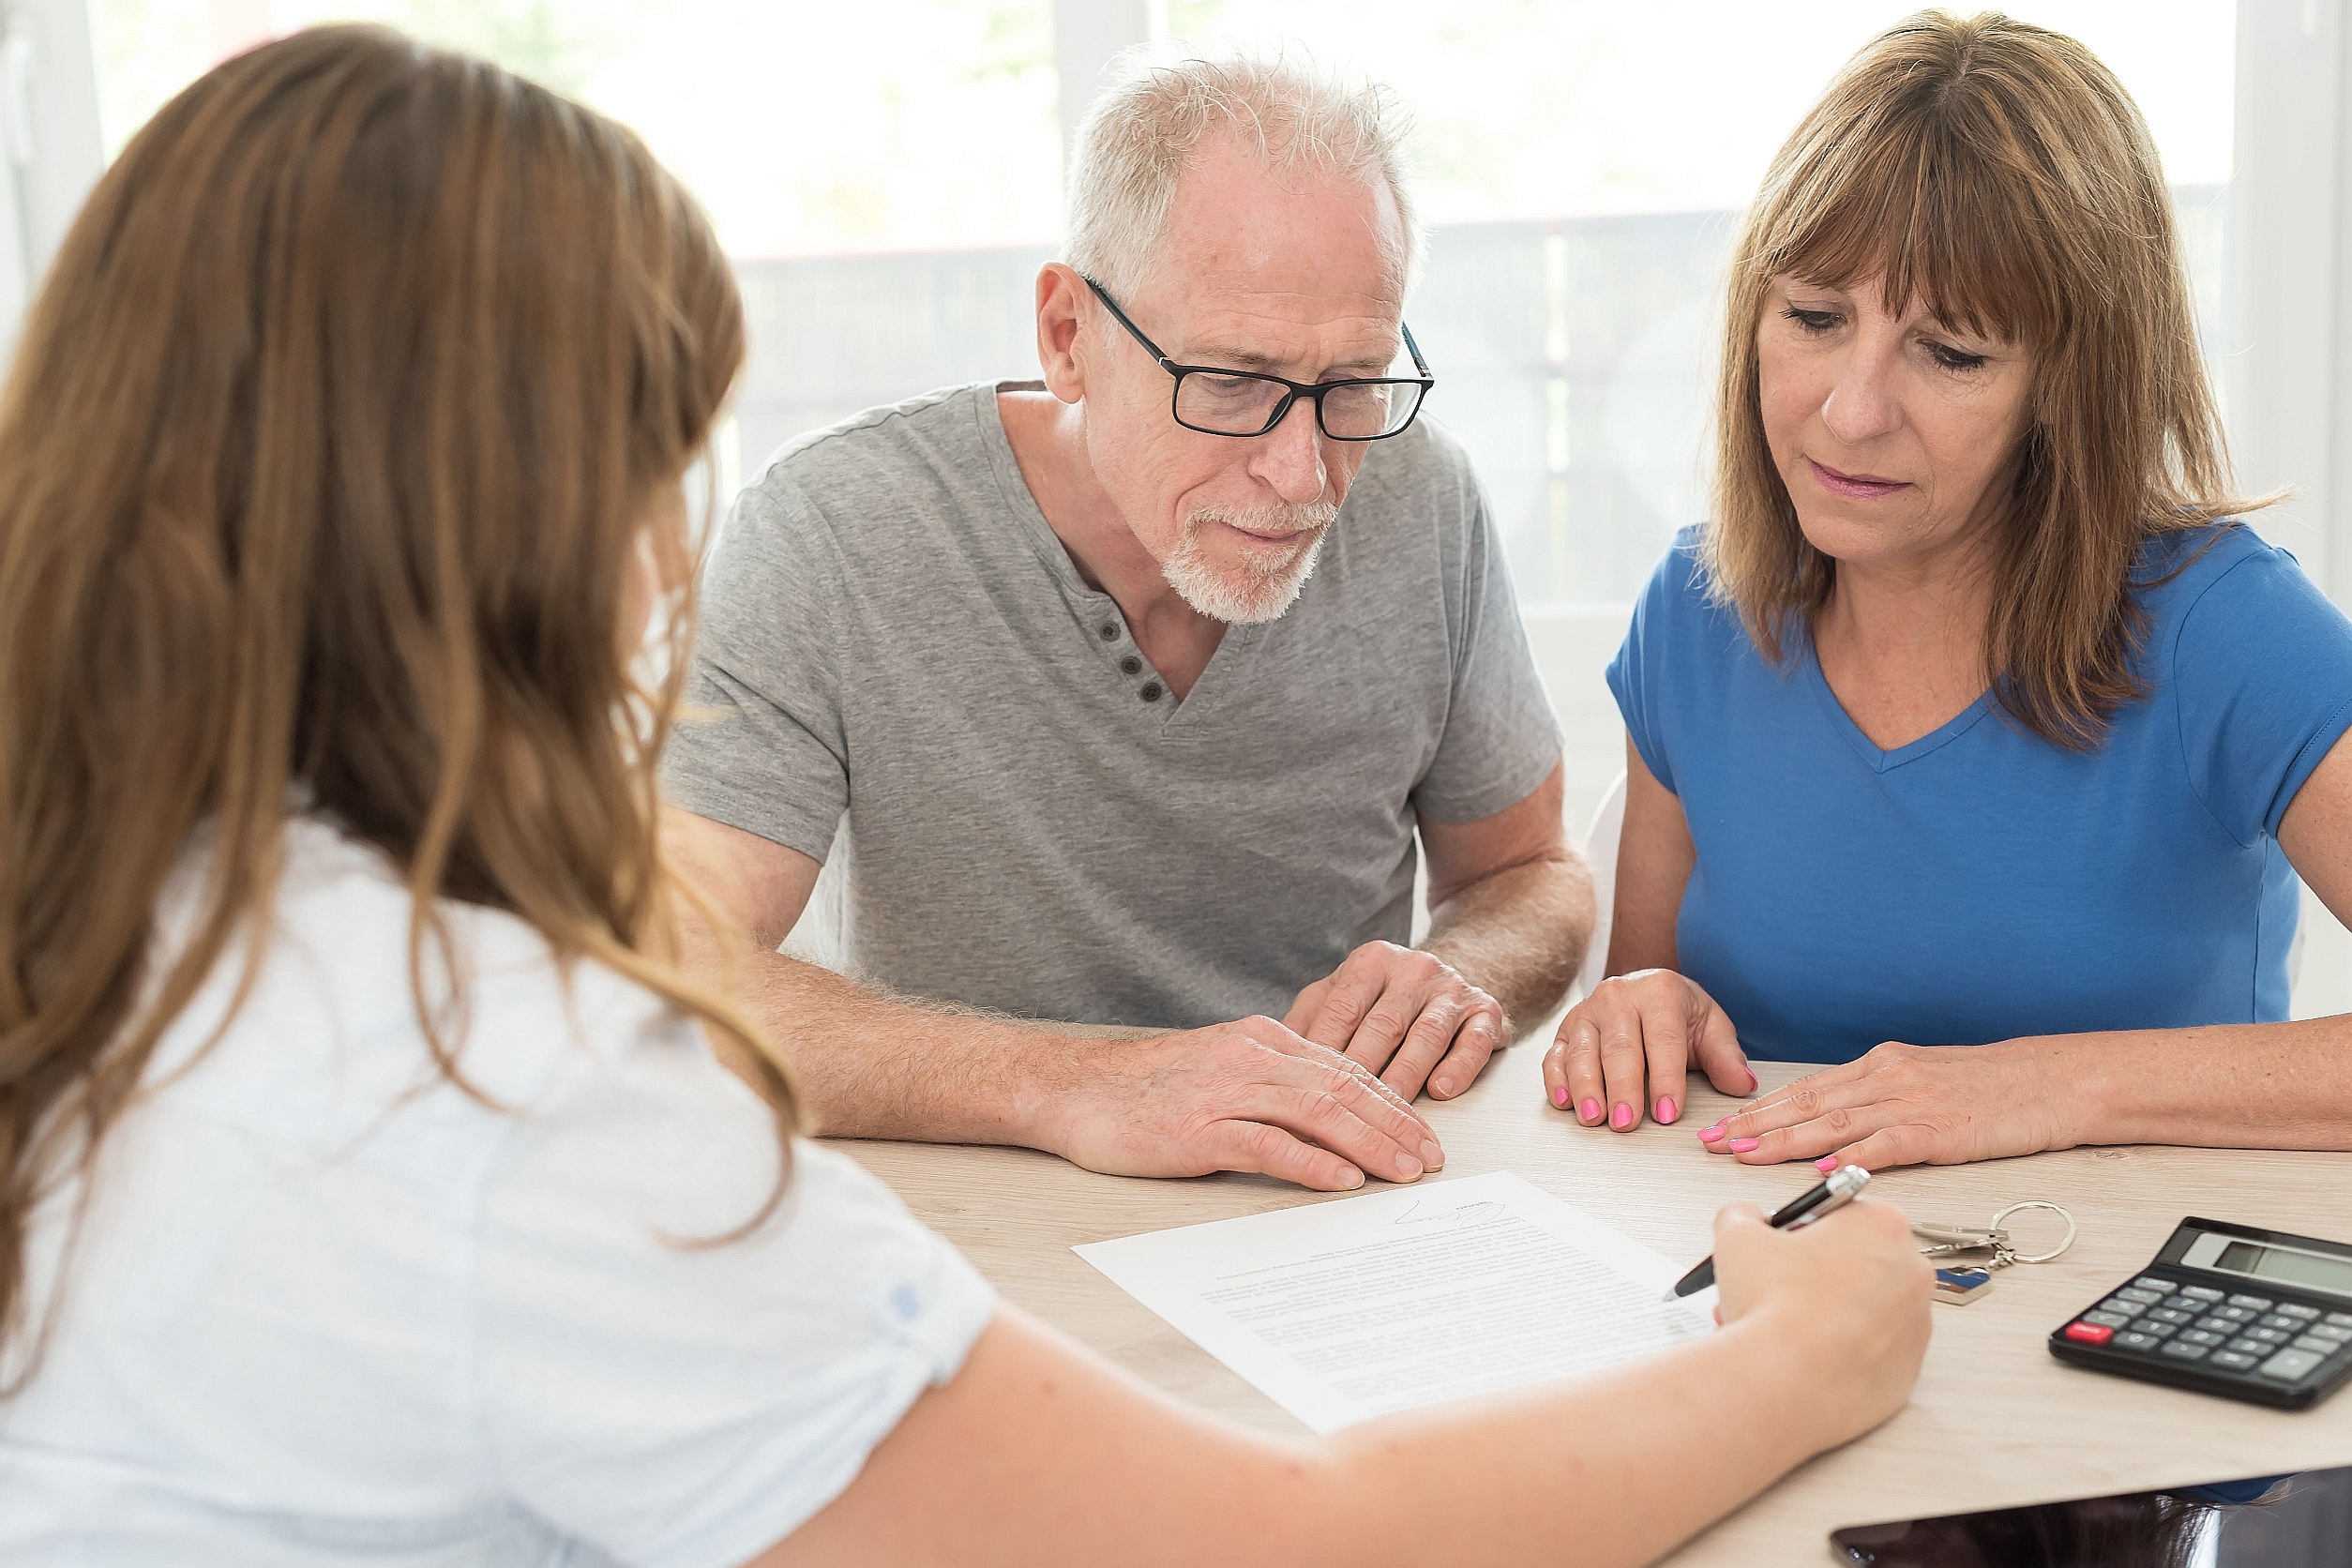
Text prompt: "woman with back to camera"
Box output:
[[1548, 9, 2352, 1170], [0, 25, 1924, 1568]]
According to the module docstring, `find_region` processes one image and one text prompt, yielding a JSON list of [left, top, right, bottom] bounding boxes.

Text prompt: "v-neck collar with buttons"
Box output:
[[1800, 633, 1994, 774], [972, 382, 1268, 735]]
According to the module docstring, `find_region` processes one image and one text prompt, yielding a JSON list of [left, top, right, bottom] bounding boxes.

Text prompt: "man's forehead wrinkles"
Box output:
[[1164, 294, 1402, 377]]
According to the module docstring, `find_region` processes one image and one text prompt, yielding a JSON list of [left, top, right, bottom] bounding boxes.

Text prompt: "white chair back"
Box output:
[[1574, 770, 1628, 1001]]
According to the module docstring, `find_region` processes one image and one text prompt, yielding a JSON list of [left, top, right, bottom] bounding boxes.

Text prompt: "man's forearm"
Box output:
[[730, 945, 1099, 1145], [1424, 854, 1591, 1038], [715, 946, 1440, 1187]]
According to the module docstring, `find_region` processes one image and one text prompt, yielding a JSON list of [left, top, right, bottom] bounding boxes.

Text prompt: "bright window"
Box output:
[[91, 0, 2235, 611]]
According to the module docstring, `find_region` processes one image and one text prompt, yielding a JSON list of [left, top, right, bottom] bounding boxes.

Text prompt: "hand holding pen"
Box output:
[[1687, 1176, 1936, 1456], [1667, 1164, 1874, 1299]]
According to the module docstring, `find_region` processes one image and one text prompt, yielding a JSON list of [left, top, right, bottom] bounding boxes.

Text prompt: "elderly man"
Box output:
[[663, 53, 1592, 1191]]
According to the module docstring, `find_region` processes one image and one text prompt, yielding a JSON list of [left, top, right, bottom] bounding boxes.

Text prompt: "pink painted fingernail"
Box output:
[[1610, 1103, 1634, 1130], [1728, 1137, 1760, 1153], [1816, 1155, 1839, 1172], [1697, 1125, 1726, 1143], [1551, 1084, 1569, 1108], [1580, 1098, 1602, 1123], [1655, 1097, 1678, 1125]]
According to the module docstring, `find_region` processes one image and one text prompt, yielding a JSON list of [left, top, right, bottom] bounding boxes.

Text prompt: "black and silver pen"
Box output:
[[1664, 1164, 1872, 1300]]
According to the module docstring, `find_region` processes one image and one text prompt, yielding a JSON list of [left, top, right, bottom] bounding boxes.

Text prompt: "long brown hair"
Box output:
[[0, 26, 784, 1379], [1704, 9, 2257, 747]]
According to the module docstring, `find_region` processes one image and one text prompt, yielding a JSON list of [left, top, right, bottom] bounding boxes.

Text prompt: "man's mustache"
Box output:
[[1187, 501, 1340, 543]]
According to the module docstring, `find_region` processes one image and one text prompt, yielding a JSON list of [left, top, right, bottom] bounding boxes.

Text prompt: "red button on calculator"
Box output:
[[2065, 1321, 2114, 1346]]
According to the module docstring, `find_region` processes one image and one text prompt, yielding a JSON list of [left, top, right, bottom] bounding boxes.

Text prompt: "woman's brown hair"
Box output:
[[0, 25, 784, 1378], [1705, 8, 2257, 747]]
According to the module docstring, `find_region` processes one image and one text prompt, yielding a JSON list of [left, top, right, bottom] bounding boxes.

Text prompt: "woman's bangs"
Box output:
[[1763, 125, 2057, 350]]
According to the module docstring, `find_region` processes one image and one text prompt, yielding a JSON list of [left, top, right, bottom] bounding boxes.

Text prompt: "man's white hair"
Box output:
[[1064, 48, 1425, 304]]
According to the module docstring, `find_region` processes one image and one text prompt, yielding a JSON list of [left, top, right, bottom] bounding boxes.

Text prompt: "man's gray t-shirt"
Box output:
[[663, 381, 1561, 1030]]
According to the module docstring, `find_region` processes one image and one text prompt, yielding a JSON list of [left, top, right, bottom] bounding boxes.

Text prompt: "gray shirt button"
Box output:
[[1119, 656, 1143, 675], [1099, 622, 1122, 641], [1139, 682, 1164, 702]]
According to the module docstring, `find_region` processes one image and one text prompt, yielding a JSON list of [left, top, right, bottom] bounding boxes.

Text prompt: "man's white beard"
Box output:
[[1160, 501, 1339, 625]]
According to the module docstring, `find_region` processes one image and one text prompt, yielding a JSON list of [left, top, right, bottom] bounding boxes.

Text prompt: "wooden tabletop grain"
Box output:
[[832, 1031, 2352, 1564]]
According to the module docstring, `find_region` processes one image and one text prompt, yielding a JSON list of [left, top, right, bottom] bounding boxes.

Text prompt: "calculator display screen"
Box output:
[[2213, 1240, 2352, 1298]]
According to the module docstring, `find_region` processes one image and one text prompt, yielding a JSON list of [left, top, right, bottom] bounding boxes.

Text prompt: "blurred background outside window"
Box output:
[[90, 0, 2235, 613]]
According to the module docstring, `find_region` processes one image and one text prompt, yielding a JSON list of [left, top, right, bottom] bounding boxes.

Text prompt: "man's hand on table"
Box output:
[[1283, 941, 1508, 1101], [1037, 1014, 1447, 1192], [1697, 1038, 2073, 1172]]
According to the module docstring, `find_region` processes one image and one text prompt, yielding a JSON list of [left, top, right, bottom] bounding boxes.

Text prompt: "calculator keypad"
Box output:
[[2062, 1275, 2352, 1393]]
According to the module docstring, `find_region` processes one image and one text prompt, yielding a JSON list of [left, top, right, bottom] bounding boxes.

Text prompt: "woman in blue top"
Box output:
[[1544, 12, 2352, 1171]]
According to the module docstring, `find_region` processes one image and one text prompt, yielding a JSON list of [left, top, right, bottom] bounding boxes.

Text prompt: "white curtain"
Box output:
[[0, 0, 102, 365]]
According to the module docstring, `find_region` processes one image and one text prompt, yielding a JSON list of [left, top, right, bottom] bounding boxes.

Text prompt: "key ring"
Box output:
[[1989, 1200, 2076, 1264]]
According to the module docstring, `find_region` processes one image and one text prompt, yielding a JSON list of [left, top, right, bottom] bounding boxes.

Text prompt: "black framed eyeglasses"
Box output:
[[1082, 276, 1434, 442]]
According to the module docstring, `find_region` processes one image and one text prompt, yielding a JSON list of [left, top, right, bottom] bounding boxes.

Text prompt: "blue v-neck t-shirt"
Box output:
[[1607, 522, 2352, 1063]]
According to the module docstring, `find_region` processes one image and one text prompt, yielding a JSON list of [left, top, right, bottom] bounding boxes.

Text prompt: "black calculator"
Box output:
[[2048, 1216, 2352, 1410]]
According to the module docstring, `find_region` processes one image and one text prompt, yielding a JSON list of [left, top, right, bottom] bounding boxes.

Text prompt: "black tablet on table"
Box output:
[[1829, 1463, 2352, 1565]]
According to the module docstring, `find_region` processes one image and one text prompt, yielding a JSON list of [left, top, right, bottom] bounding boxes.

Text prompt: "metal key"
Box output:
[[1913, 1221, 2011, 1258]]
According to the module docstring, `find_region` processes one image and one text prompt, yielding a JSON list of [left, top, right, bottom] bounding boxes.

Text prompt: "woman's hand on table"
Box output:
[[1542, 969, 1757, 1132], [1698, 1038, 2073, 1170]]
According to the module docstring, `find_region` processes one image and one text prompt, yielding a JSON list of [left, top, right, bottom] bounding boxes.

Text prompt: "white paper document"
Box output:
[[1075, 1170, 1712, 1433]]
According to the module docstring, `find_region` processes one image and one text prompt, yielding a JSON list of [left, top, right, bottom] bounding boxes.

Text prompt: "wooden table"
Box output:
[[838, 1035, 2352, 1563]]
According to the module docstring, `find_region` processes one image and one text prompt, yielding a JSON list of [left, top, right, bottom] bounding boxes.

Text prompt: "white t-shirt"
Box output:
[[0, 817, 993, 1567]]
